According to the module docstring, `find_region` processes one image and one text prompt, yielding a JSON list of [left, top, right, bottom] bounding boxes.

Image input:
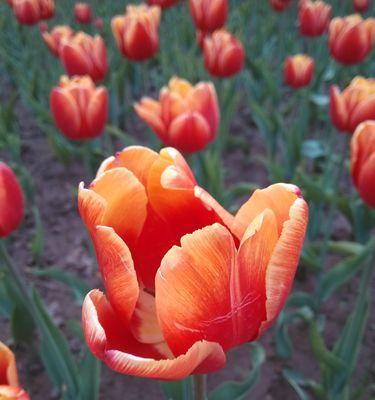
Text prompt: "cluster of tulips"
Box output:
[[0, 0, 374, 398]]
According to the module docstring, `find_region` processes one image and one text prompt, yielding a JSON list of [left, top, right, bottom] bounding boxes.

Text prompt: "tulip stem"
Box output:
[[193, 375, 207, 400]]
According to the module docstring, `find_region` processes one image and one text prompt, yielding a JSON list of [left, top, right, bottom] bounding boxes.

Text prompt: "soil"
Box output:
[[1, 79, 374, 400]]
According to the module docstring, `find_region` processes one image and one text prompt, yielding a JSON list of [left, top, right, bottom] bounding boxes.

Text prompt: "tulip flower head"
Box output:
[[112, 4, 161, 62], [59, 32, 108, 82], [353, 0, 370, 12], [189, 0, 228, 33], [330, 77, 375, 133], [299, 0, 332, 37], [94, 18, 104, 30], [147, 0, 179, 8], [135, 77, 219, 153], [270, 0, 292, 11], [351, 121, 375, 208], [203, 29, 245, 78], [329, 15, 375, 65], [11, 0, 54, 25], [79, 145, 308, 380], [0, 163, 24, 238], [74, 2, 93, 24], [50, 75, 108, 141], [284, 54, 315, 88], [42, 25, 74, 57]]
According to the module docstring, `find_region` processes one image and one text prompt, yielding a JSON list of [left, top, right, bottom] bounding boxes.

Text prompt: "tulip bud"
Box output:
[[203, 29, 245, 78], [284, 54, 315, 88], [189, 0, 228, 33], [94, 17, 104, 30], [59, 32, 108, 82], [74, 2, 93, 24], [329, 15, 375, 65], [135, 77, 219, 153], [50, 75, 108, 140], [270, 0, 292, 12], [42, 25, 74, 57], [299, 0, 331, 37], [112, 5, 161, 62], [353, 0, 369, 12], [147, 0, 179, 8], [350, 121, 375, 208], [11, 0, 42, 25], [330, 77, 375, 133], [0, 163, 24, 238]]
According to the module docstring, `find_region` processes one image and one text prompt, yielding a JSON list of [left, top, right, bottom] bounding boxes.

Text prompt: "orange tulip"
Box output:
[[299, 0, 331, 37], [353, 0, 369, 12], [189, 0, 228, 33], [270, 0, 292, 12], [135, 77, 219, 153], [147, 0, 179, 8], [79, 145, 308, 380], [0, 342, 29, 400], [112, 5, 161, 62], [42, 25, 74, 57], [351, 121, 375, 208], [11, 0, 54, 25], [329, 15, 375, 65], [50, 75, 108, 140], [284, 54, 315, 88], [330, 77, 375, 133], [74, 2, 93, 24], [203, 29, 245, 78], [59, 32, 108, 82], [0, 163, 24, 238]]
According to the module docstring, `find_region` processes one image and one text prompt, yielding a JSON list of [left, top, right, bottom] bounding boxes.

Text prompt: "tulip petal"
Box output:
[[358, 153, 375, 208], [0, 386, 29, 400], [0, 342, 18, 387], [60, 43, 94, 77], [86, 88, 108, 138], [78, 183, 106, 232], [329, 86, 349, 132], [349, 95, 375, 132], [134, 99, 167, 141]]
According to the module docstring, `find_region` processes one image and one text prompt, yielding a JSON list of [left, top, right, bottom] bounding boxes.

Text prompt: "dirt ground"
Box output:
[[1, 79, 374, 400]]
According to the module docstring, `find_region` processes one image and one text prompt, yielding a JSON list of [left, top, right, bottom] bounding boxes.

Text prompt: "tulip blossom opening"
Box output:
[[330, 77, 375, 133], [50, 75, 108, 141], [203, 29, 245, 78], [328, 14, 375, 65], [270, 0, 292, 12], [79, 145, 308, 380], [353, 0, 369, 12], [42, 25, 74, 57], [11, 0, 55, 25], [74, 2, 93, 24], [135, 77, 219, 153], [189, 0, 228, 33], [351, 121, 375, 208], [111, 4, 161, 62], [59, 32, 108, 82], [299, 0, 332, 37], [147, 0, 179, 8], [284, 54, 315, 88]]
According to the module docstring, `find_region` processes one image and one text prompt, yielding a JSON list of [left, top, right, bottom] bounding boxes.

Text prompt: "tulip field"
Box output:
[[0, 0, 375, 399]]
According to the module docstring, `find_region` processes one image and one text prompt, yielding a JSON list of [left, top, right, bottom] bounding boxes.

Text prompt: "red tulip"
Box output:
[[353, 0, 369, 12], [203, 29, 245, 78], [38, 0, 54, 20], [270, 0, 292, 12], [0, 163, 24, 238], [59, 32, 108, 82], [330, 77, 375, 133], [94, 18, 104, 30], [284, 54, 315, 88], [112, 4, 161, 61], [351, 121, 375, 208], [329, 15, 375, 65], [50, 75, 108, 140], [79, 145, 308, 379], [42, 25, 74, 57], [189, 0, 228, 33], [299, 0, 331, 37], [11, 0, 42, 25], [135, 77, 219, 153], [74, 2, 93, 24], [147, 0, 179, 8]]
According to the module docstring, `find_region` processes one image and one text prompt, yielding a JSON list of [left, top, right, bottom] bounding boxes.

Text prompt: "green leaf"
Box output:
[[302, 140, 326, 159], [11, 305, 35, 344], [160, 378, 193, 400], [208, 343, 265, 400], [309, 94, 329, 107], [79, 348, 101, 400], [283, 369, 322, 400], [31, 206, 44, 263]]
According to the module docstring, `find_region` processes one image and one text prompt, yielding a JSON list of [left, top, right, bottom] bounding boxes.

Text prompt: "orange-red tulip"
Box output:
[[11, 0, 54, 25], [50, 75, 108, 140], [330, 77, 375, 133], [353, 0, 369, 12], [284, 54, 315, 88], [270, 0, 292, 11], [147, 0, 179, 8], [74, 2, 93, 24], [203, 29, 245, 78], [135, 77, 219, 153], [351, 121, 375, 208], [0, 163, 24, 238], [79, 145, 308, 380], [329, 15, 375, 65], [111, 5, 161, 61], [0, 342, 29, 400], [42, 25, 74, 57], [189, 0, 228, 33], [59, 32, 108, 82], [299, 0, 331, 37]]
